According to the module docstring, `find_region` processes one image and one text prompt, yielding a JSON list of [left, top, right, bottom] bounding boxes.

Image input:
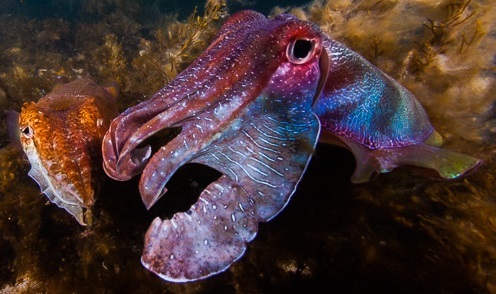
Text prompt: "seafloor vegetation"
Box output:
[[0, 0, 495, 292]]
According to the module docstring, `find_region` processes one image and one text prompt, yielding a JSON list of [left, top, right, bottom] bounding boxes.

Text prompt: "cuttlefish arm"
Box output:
[[313, 38, 481, 183], [103, 10, 322, 281], [142, 99, 319, 281], [142, 175, 258, 281]]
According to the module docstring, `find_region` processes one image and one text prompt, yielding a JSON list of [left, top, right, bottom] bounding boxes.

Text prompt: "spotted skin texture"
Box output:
[[142, 176, 259, 281], [102, 10, 480, 281], [19, 78, 119, 225]]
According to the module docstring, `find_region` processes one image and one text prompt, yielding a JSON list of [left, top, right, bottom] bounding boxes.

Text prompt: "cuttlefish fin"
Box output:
[[27, 162, 86, 225], [141, 175, 258, 282], [323, 133, 481, 183], [43, 186, 86, 226]]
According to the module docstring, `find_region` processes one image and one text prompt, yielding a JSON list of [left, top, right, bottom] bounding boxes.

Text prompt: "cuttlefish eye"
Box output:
[[20, 125, 33, 139], [286, 38, 315, 64]]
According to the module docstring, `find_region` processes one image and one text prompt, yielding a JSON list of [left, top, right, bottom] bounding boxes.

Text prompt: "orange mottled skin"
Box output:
[[19, 78, 119, 225]]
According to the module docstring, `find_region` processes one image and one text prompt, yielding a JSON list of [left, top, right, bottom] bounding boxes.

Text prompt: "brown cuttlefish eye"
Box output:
[[20, 125, 34, 139], [286, 38, 316, 64]]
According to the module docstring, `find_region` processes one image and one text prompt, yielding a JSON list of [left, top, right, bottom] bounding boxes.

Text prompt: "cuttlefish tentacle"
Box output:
[[141, 93, 320, 217], [134, 100, 244, 209], [103, 14, 284, 180], [104, 10, 278, 159]]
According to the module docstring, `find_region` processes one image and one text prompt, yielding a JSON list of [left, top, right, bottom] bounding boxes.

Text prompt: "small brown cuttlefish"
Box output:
[[14, 77, 119, 226]]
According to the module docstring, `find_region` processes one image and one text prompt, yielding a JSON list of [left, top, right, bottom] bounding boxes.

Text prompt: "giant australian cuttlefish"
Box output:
[[101, 10, 480, 282]]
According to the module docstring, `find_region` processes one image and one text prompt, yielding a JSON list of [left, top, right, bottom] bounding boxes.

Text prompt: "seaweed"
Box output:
[[101, 34, 129, 87], [408, 0, 486, 73], [130, 0, 227, 95]]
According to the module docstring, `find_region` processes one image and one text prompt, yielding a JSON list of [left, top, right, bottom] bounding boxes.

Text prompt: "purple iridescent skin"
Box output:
[[102, 10, 480, 282], [313, 37, 481, 183]]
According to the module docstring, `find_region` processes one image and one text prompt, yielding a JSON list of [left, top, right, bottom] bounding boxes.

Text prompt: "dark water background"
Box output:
[[0, 0, 494, 293], [3, 0, 309, 20]]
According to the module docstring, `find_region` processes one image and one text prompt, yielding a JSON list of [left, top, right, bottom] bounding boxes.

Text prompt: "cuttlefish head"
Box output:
[[19, 78, 119, 225], [103, 10, 328, 281], [103, 10, 329, 208]]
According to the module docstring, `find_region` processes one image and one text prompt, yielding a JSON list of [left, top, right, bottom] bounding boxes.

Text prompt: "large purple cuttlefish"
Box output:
[[102, 10, 481, 281]]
